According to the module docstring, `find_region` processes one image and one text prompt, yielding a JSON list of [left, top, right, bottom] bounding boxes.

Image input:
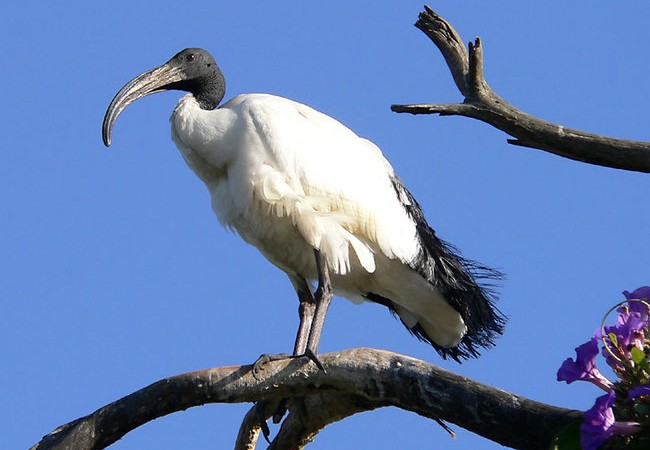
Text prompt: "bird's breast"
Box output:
[[206, 173, 316, 278], [170, 95, 239, 183]]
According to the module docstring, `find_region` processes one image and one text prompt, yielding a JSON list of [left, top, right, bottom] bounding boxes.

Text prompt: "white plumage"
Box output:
[[103, 48, 504, 362], [172, 92, 465, 347]]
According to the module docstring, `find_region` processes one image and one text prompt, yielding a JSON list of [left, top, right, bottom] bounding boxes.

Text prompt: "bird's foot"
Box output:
[[252, 353, 291, 379], [250, 350, 325, 442], [252, 350, 326, 379]]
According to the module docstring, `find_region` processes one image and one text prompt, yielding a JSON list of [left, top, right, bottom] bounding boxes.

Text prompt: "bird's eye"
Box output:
[[185, 53, 195, 62]]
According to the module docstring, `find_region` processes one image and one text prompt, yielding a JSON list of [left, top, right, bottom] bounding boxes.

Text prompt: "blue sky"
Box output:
[[3, 2, 649, 449]]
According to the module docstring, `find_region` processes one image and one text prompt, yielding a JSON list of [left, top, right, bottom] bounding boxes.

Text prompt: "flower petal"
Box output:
[[557, 338, 613, 391], [623, 286, 650, 302], [581, 392, 616, 450]]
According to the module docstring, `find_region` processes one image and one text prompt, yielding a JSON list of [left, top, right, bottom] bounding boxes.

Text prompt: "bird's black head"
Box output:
[[163, 48, 226, 110], [102, 48, 226, 146]]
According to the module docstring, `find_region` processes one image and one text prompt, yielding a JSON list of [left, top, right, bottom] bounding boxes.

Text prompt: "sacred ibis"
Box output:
[[102, 48, 504, 365]]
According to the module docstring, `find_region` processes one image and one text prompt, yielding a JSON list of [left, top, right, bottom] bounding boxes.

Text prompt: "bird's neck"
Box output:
[[171, 95, 231, 184], [193, 70, 226, 110]]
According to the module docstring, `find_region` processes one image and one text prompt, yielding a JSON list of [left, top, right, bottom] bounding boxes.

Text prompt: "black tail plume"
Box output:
[[390, 176, 506, 361]]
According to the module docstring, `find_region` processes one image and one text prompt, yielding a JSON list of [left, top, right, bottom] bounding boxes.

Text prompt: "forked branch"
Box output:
[[31, 349, 580, 450], [392, 5, 650, 173]]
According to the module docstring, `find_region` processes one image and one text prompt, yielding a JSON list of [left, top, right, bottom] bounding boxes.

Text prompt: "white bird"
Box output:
[[103, 48, 504, 365]]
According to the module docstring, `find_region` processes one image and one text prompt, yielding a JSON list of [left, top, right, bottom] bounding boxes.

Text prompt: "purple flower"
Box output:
[[557, 337, 614, 391], [604, 313, 647, 351], [623, 286, 650, 303], [622, 287, 650, 324], [581, 391, 640, 450], [599, 293, 650, 371], [582, 392, 616, 450]]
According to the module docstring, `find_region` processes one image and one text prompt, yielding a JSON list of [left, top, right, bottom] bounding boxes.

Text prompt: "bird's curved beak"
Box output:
[[102, 63, 183, 147]]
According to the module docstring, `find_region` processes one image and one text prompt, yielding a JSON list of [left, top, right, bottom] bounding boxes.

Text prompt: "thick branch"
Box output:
[[31, 348, 580, 450], [392, 6, 650, 173]]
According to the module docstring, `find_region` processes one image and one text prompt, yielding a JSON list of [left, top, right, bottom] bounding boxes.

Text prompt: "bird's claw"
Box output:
[[252, 350, 326, 380], [252, 353, 291, 379], [251, 350, 324, 443], [304, 349, 326, 373]]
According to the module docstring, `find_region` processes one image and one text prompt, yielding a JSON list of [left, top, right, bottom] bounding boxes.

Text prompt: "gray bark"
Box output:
[[392, 6, 650, 173], [31, 349, 580, 450]]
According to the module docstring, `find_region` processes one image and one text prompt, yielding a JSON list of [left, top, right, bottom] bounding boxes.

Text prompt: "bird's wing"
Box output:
[[237, 94, 422, 274]]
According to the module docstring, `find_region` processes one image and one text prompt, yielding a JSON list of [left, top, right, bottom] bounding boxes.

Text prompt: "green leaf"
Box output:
[[631, 346, 646, 365], [549, 420, 581, 450], [608, 333, 619, 347]]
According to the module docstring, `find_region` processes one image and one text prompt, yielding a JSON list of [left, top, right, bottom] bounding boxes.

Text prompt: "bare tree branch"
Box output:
[[235, 403, 266, 450], [391, 5, 650, 173], [31, 348, 580, 450], [267, 393, 379, 450]]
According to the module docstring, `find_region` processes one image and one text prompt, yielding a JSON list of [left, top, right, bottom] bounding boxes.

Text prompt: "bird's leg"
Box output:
[[250, 255, 331, 441], [252, 276, 316, 379], [251, 276, 316, 440], [252, 250, 331, 375], [304, 249, 333, 371], [264, 277, 316, 424], [291, 277, 316, 356]]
